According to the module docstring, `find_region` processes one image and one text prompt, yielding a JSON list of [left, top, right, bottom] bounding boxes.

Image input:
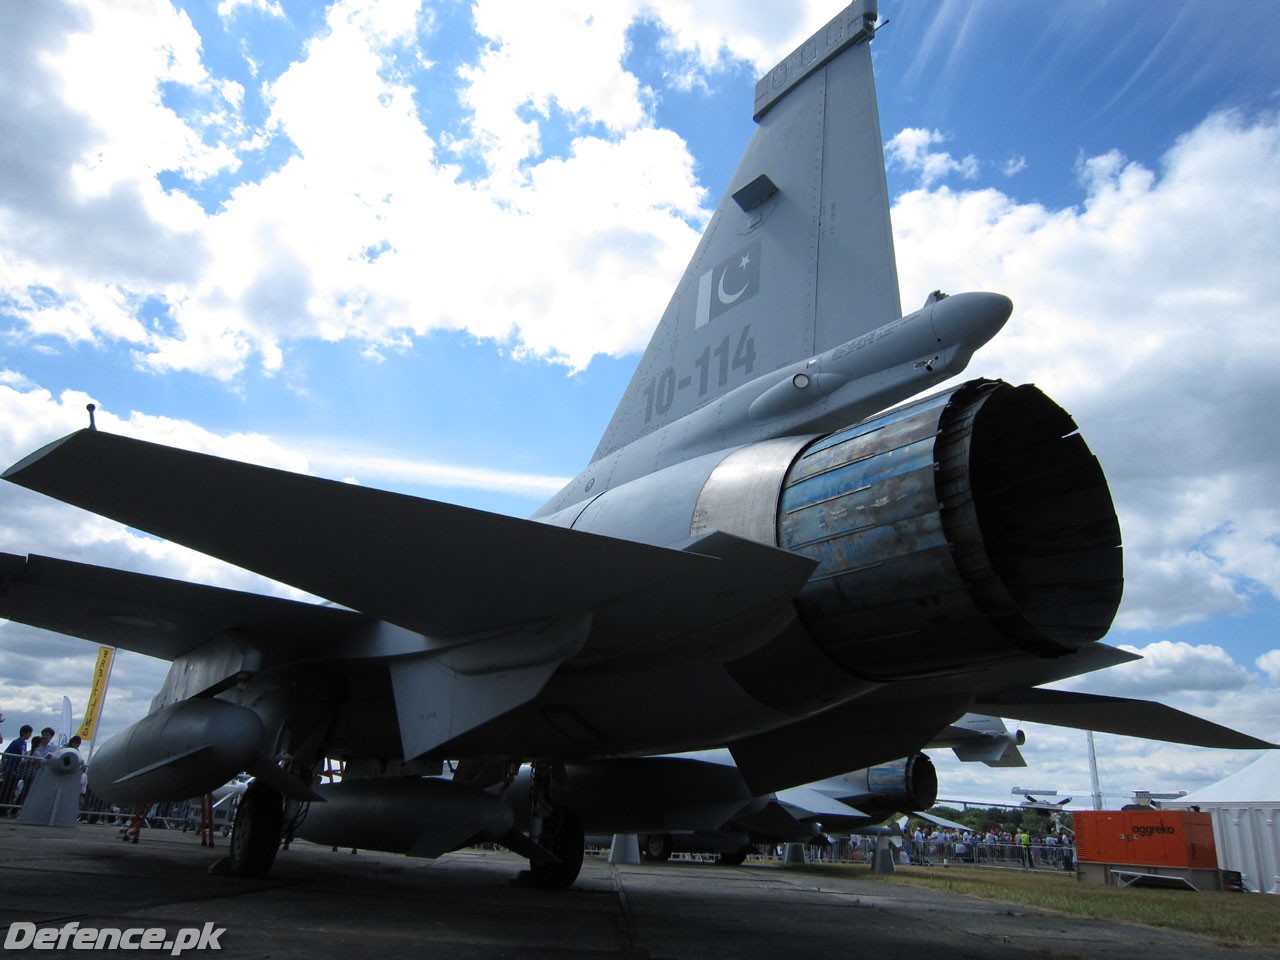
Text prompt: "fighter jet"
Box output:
[[0, 0, 1271, 888]]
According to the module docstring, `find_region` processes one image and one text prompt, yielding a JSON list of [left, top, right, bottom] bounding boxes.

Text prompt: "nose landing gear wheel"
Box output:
[[227, 781, 283, 878]]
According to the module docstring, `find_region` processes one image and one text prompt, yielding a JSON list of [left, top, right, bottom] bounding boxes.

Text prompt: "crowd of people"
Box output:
[[0, 713, 85, 815], [4, 711, 1078, 871], [906, 825, 1075, 869]]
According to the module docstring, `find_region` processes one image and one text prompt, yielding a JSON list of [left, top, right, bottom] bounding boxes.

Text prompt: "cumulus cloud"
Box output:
[[892, 109, 1280, 631], [929, 637, 1279, 803], [1257, 650, 1280, 683], [1057, 641, 1252, 698], [0, 381, 315, 602], [217, 0, 285, 20], [886, 128, 980, 187], [0, 0, 713, 379], [638, 0, 837, 74], [1001, 154, 1026, 177], [0, 0, 870, 382], [1, 1, 1277, 795]]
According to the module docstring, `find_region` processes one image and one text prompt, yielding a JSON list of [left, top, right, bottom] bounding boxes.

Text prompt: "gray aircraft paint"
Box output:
[[0, 1, 1271, 880], [591, 1, 897, 467]]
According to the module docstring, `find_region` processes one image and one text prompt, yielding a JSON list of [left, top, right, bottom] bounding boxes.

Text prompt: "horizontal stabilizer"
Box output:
[[0, 552, 365, 662], [949, 740, 1027, 767], [913, 809, 969, 831], [975, 689, 1277, 750], [929, 713, 1027, 768], [4, 430, 811, 639], [983, 743, 1026, 768], [775, 786, 867, 820]]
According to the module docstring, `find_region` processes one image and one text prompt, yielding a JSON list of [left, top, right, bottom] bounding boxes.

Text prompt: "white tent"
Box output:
[[1175, 751, 1280, 894]]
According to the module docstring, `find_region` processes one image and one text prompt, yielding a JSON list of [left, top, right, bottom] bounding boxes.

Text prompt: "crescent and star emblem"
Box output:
[[717, 253, 752, 305]]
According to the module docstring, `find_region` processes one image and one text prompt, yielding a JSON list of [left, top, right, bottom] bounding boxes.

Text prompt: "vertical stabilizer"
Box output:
[[593, 1, 898, 463]]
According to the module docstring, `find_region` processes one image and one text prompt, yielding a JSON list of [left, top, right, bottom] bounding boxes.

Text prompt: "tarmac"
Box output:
[[2, 820, 1276, 959]]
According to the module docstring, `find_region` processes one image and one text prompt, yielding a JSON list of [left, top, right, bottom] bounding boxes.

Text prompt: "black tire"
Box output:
[[718, 846, 750, 867], [227, 781, 283, 878], [529, 808, 585, 889], [641, 833, 672, 862]]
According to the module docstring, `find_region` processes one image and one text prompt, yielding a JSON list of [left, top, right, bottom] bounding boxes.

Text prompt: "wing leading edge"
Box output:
[[3, 430, 816, 645]]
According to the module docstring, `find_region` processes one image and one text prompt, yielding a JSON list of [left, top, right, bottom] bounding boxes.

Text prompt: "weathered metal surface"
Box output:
[[778, 380, 1122, 680]]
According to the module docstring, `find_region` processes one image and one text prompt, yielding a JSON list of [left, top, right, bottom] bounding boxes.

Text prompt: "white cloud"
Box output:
[[639, 0, 836, 74], [217, 0, 285, 20], [0, 381, 315, 598], [1, 0, 719, 378], [457, 3, 647, 186], [892, 109, 1280, 630], [931, 639, 1279, 805], [1, 2, 1277, 795], [1057, 641, 1252, 698], [1257, 650, 1280, 683], [1001, 154, 1026, 177], [886, 128, 980, 187], [303, 449, 570, 497]]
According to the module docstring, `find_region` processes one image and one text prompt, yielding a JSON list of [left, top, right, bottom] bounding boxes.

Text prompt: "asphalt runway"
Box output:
[[2, 821, 1275, 959]]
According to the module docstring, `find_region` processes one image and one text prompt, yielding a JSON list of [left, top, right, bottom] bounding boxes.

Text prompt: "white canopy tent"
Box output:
[[1174, 751, 1280, 894]]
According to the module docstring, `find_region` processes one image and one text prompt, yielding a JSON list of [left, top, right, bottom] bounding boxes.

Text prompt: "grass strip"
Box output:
[[771, 862, 1280, 949]]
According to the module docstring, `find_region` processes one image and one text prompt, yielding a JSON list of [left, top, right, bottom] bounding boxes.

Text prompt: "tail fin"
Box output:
[[594, 1, 897, 463]]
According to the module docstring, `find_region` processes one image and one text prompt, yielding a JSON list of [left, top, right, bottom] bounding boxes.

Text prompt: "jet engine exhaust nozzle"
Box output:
[[777, 379, 1123, 679]]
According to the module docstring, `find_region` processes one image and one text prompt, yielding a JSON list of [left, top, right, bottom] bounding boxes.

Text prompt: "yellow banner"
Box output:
[[78, 646, 115, 740]]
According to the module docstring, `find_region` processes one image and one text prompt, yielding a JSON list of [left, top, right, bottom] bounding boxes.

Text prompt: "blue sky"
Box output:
[[2, 0, 1278, 806]]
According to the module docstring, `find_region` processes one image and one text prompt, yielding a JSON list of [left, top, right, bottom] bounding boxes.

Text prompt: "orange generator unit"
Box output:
[[1073, 809, 1226, 890]]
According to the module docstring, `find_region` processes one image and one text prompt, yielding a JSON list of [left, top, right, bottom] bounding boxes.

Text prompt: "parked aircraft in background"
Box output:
[[1, 0, 1271, 888], [578, 718, 1016, 864]]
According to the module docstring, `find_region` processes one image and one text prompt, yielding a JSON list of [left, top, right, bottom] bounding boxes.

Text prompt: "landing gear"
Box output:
[[227, 781, 283, 877], [520, 761, 583, 888], [527, 806, 584, 888], [718, 845, 751, 867], [641, 833, 672, 862]]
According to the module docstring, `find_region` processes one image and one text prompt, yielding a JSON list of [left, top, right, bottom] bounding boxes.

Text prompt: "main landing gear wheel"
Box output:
[[528, 808, 584, 889], [227, 781, 283, 878], [641, 833, 672, 862], [718, 845, 751, 866]]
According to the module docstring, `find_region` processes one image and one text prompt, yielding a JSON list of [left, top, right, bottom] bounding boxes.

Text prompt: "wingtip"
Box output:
[[1, 430, 93, 484]]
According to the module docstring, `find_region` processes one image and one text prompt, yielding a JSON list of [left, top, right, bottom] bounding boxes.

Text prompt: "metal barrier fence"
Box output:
[[7, 756, 1070, 870], [586, 838, 1077, 872], [738, 838, 1074, 871], [1, 755, 238, 836]]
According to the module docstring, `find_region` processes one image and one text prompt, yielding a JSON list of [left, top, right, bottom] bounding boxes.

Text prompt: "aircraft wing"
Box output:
[[975, 688, 1277, 750], [4, 429, 815, 641], [0, 551, 365, 661]]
